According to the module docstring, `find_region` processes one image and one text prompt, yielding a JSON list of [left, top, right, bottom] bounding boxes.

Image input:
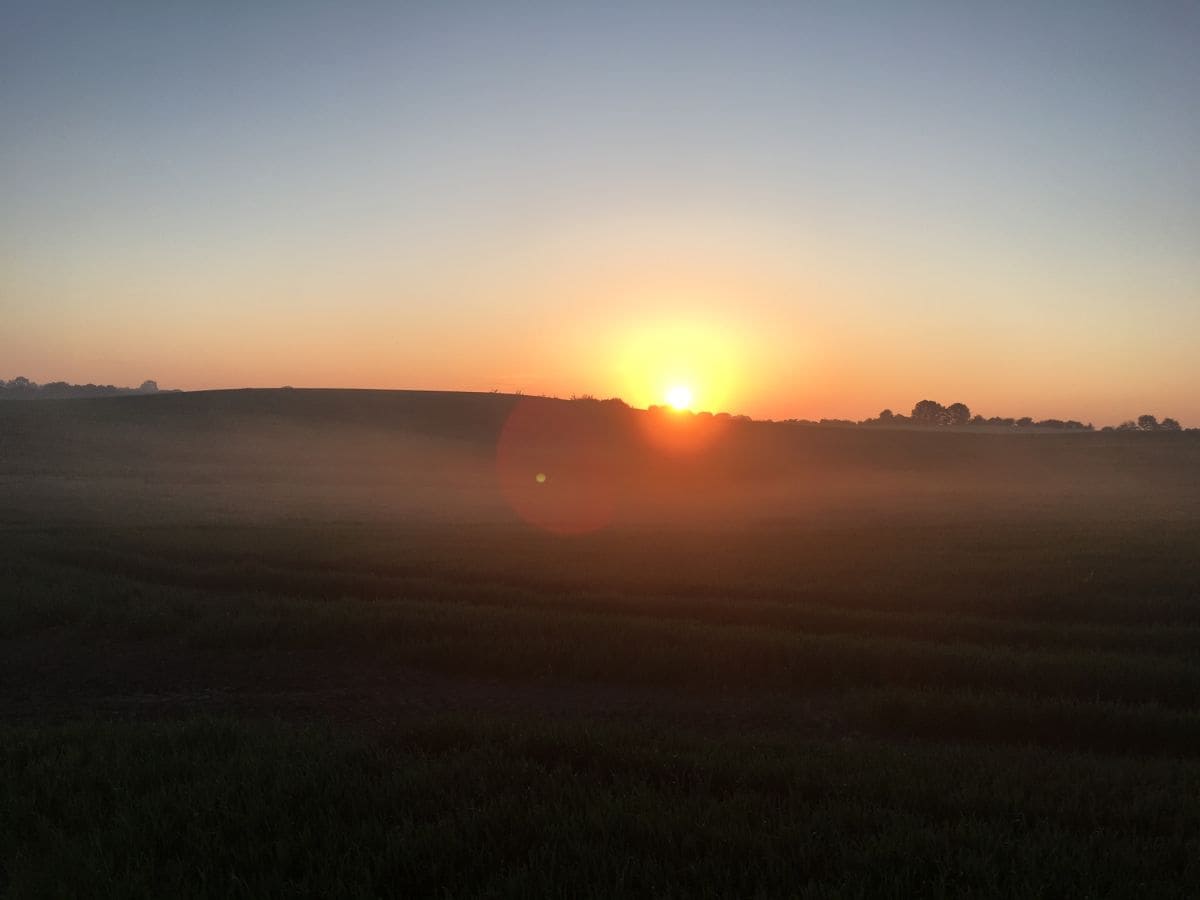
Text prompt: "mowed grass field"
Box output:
[[3, 390, 1200, 897]]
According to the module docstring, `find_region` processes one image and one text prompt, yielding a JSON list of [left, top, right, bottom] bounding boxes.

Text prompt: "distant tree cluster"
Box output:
[[645, 404, 751, 422], [851, 400, 1194, 432], [0, 377, 165, 399], [1107, 415, 1182, 432], [859, 400, 1093, 431], [569, 394, 629, 408]]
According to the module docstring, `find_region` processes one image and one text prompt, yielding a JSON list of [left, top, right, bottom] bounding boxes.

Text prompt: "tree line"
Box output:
[[2, 379, 1189, 431], [860, 400, 1092, 430], [0, 377, 165, 399], [1112, 414, 1183, 432], [856, 400, 1184, 431]]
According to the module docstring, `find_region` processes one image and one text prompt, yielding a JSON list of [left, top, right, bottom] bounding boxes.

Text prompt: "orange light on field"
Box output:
[[638, 405, 730, 455]]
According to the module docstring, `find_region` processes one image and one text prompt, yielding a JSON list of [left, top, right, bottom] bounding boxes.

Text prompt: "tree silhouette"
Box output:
[[911, 399, 945, 426], [1, 376, 168, 399], [1138, 414, 1159, 431], [945, 402, 971, 426]]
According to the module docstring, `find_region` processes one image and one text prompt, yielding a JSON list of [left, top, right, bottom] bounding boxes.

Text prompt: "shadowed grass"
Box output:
[[6, 551, 1200, 758], [3, 717, 1199, 898]]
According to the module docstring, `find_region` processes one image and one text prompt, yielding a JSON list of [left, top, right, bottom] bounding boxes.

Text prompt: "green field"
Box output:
[[3, 390, 1199, 896]]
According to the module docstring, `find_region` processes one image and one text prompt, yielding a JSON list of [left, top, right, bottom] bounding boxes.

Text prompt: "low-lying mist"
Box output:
[[4, 389, 1197, 537]]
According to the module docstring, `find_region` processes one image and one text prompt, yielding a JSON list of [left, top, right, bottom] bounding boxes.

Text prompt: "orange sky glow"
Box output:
[[3, 6, 1198, 427]]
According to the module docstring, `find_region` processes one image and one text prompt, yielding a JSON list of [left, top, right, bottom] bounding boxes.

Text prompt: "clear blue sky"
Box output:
[[3, 1, 1198, 423]]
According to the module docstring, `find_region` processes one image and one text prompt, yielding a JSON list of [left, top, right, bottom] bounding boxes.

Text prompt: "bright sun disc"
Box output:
[[666, 385, 693, 411]]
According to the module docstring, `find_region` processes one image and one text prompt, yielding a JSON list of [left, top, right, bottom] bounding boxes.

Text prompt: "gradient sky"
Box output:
[[3, 2, 1198, 424]]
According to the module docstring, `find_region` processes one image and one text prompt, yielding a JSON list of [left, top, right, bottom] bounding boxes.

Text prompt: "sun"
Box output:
[[665, 384, 693, 411]]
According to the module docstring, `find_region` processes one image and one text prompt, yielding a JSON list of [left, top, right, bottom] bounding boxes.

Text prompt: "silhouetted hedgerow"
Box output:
[[0, 377, 169, 399]]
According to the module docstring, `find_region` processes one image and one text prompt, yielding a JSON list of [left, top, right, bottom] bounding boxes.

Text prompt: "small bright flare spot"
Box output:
[[535, 472, 547, 484], [666, 385, 693, 411]]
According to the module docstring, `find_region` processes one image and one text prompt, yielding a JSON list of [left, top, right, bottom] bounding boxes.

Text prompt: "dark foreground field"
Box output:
[[3, 390, 1200, 897]]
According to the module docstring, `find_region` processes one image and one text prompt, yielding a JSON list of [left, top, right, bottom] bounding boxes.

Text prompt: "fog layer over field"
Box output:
[[5, 388, 1196, 530]]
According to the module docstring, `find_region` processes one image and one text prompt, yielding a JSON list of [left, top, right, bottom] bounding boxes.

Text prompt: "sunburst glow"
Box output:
[[666, 384, 693, 411], [611, 316, 745, 415]]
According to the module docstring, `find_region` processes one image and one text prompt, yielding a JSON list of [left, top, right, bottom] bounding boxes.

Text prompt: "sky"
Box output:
[[2, 1, 1198, 424]]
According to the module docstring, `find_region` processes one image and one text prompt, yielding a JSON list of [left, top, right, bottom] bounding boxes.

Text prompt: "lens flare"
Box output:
[[496, 399, 617, 535]]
